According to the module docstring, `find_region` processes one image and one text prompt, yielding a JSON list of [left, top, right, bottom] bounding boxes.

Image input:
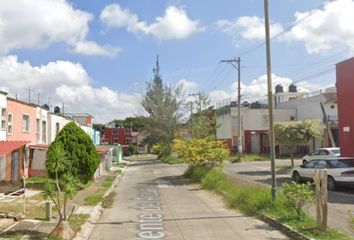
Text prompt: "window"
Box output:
[[7, 113, 13, 134], [125, 128, 131, 134], [1, 108, 5, 117], [1, 120, 5, 130], [42, 121, 46, 143], [126, 138, 132, 145], [113, 138, 119, 144], [314, 160, 328, 169], [8, 113, 12, 122], [112, 129, 118, 135], [36, 119, 40, 143], [304, 160, 315, 168], [22, 115, 30, 132], [56, 123, 60, 135], [290, 116, 295, 121]]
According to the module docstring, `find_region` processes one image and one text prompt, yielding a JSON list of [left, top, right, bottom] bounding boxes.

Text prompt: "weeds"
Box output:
[[161, 155, 183, 164], [184, 165, 353, 240]]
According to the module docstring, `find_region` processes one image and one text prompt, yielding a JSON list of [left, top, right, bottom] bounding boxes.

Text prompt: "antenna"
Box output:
[[24, 88, 33, 103]]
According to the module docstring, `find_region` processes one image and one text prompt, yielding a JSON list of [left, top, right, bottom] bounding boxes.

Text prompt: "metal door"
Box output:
[[11, 151, 19, 182], [0, 156, 6, 181], [251, 134, 260, 153]]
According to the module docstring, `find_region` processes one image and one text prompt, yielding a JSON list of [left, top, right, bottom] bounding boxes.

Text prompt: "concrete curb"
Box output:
[[259, 213, 311, 240], [73, 168, 127, 240]]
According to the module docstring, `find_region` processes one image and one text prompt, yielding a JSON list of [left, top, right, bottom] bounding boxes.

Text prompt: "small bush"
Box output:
[[161, 155, 182, 164], [280, 182, 314, 218], [183, 165, 209, 182]]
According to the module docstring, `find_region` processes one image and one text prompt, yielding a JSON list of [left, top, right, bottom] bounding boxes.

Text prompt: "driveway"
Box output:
[[224, 159, 354, 236]]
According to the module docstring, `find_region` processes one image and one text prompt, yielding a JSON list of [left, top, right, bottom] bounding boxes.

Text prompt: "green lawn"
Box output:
[[84, 176, 116, 206]]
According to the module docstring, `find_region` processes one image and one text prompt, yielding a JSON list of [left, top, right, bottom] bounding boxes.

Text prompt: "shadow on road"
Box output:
[[156, 175, 190, 186]]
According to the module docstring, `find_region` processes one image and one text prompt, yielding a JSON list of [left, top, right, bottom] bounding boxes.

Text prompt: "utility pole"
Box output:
[[187, 101, 194, 137], [264, 0, 277, 200], [189, 92, 202, 113], [24, 88, 33, 104], [220, 57, 242, 162]]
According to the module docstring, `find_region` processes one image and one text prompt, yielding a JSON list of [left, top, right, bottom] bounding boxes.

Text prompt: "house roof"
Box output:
[[0, 141, 30, 156], [30, 144, 49, 150], [96, 148, 109, 154]]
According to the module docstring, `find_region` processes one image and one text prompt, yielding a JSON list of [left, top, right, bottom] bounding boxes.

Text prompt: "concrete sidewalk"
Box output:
[[0, 172, 120, 239], [89, 158, 288, 240]]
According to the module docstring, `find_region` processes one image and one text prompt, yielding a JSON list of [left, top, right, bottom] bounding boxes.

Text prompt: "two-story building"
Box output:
[[216, 102, 296, 154]]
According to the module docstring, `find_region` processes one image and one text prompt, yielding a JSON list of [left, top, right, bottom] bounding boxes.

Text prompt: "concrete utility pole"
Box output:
[[220, 57, 242, 162], [264, 0, 277, 200]]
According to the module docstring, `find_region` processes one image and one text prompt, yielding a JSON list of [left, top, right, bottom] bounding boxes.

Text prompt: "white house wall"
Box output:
[[48, 113, 70, 143], [216, 114, 232, 140], [36, 107, 49, 144]]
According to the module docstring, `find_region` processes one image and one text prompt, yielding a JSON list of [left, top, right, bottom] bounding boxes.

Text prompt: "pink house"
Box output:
[[7, 98, 37, 143]]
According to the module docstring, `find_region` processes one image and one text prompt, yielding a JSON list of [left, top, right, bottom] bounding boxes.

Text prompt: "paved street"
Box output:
[[89, 158, 288, 240], [224, 159, 354, 236]]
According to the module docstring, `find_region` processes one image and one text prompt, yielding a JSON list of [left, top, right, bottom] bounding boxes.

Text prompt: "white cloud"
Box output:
[[216, 16, 283, 42], [177, 79, 198, 91], [100, 4, 202, 39], [286, 0, 354, 54], [0, 55, 143, 123], [209, 73, 322, 105], [0, 0, 119, 57], [73, 41, 121, 57]]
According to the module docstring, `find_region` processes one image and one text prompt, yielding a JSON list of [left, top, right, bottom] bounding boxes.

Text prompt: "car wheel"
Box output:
[[293, 171, 302, 183], [327, 176, 336, 191]]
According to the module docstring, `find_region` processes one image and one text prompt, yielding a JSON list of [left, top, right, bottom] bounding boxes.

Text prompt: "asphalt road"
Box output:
[[89, 158, 288, 240], [224, 159, 354, 236]]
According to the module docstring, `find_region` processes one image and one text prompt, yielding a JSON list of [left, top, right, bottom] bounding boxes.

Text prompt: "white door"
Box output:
[[0, 156, 6, 181]]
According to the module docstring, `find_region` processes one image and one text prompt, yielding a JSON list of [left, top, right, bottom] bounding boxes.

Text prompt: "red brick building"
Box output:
[[101, 127, 132, 154], [336, 57, 354, 157]]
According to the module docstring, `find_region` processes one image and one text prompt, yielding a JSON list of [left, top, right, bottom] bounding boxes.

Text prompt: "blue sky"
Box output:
[[0, 0, 353, 123]]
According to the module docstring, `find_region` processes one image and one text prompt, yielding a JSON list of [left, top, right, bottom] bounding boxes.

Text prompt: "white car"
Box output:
[[291, 158, 354, 190], [302, 147, 340, 165]]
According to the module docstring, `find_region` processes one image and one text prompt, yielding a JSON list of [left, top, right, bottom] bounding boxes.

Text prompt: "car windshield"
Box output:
[[327, 159, 354, 168], [331, 149, 340, 154]]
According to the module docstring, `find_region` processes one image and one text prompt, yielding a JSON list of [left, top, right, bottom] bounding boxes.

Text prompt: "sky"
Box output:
[[0, 0, 353, 123]]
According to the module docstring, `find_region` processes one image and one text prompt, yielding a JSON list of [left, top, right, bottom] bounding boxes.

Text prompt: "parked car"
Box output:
[[291, 158, 354, 190], [302, 147, 340, 165]]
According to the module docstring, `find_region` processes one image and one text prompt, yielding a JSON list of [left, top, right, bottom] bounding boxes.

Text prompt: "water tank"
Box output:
[[289, 84, 297, 93], [275, 84, 284, 93], [54, 106, 60, 113], [42, 104, 49, 111]]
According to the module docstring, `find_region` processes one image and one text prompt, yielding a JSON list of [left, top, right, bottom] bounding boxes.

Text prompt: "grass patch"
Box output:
[[102, 192, 116, 208], [26, 176, 47, 190], [241, 154, 269, 162], [69, 214, 90, 233], [0, 202, 46, 220], [185, 165, 353, 240], [161, 155, 183, 164], [275, 165, 293, 171], [84, 176, 116, 206]]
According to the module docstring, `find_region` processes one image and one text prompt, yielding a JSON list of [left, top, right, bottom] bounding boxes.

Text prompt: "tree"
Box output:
[[44, 121, 99, 239], [274, 120, 322, 167], [186, 93, 217, 139], [49, 121, 99, 184], [44, 143, 78, 239], [142, 56, 183, 155]]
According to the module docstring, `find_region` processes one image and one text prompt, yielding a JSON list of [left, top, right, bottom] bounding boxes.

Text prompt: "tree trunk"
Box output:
[[289, 147, 294, 167], [50, 220, 75, 240]]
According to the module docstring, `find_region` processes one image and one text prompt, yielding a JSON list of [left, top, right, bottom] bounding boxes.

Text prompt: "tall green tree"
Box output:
[[48, 121, 99, 184], [44, 121, 99, 239], [275, 120, 322, 167], [142, 56, 183, 154]]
